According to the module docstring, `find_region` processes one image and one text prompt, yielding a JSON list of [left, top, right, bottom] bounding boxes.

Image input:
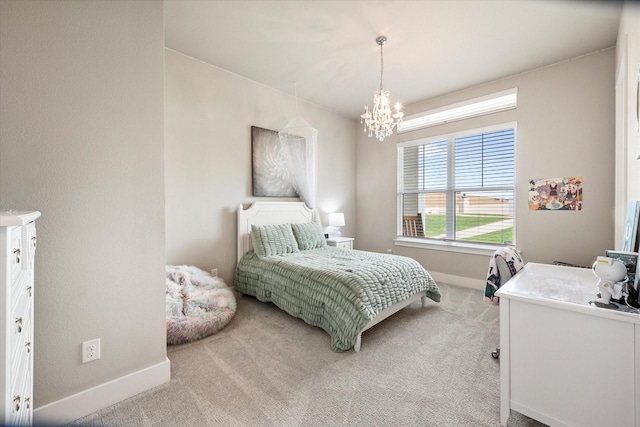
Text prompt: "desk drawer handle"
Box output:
[[15, 317, 23, 333], [24, 397, 30, 409], [13, 247, 20, 264], [13, 395, 20, 412], [27, 286, 32, 297], [25, 342, 31, 353]]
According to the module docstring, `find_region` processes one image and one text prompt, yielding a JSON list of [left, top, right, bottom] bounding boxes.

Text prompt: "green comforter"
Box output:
[[234, 247, 440, 352]]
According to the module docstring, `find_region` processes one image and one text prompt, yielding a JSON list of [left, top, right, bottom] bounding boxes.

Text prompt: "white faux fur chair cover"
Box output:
[[165, 265, 236, 345]]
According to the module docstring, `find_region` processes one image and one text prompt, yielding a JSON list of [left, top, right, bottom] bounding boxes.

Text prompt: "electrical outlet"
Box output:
[[82, 338, 101, 363], [211, 268, 218, 277]]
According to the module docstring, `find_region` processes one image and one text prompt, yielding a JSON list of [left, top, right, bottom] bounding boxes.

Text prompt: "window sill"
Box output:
[[394, 237, 503, 256]]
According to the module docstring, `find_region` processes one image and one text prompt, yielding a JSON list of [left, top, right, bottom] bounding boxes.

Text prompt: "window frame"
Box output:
[[396, 121, 517, 255], [397, 88, 517, 133]]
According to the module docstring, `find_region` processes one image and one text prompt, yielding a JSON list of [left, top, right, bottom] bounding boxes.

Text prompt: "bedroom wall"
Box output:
[[356, 48, 616, 286], [0, 0, 167, 417], [164, 49, 356, 282], [616, 3, 640, 247]]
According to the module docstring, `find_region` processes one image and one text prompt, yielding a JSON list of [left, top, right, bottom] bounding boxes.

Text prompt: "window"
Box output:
[[398, 123, 516, 246], [398, 88, 517, 133]]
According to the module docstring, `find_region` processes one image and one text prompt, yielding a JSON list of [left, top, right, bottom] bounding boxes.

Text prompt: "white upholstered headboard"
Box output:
[[237, 201, 314, 263]]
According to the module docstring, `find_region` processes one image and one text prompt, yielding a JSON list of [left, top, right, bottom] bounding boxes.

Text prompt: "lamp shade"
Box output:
[[329, 213, 345, 227]]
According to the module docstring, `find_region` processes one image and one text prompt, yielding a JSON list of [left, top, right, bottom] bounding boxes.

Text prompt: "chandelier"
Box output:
[[361, 36, 404, 141]]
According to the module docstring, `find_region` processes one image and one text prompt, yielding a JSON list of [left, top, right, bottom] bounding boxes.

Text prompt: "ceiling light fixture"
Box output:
[[361, 36, 404, 142]]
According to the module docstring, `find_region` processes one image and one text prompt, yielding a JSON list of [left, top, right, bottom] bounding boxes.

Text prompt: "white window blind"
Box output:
[[398, 124, 516, 246]]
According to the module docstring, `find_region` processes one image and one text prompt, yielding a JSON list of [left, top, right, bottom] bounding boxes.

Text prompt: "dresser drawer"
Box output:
[[8, 227, 23, 282], [11, 271, 32, 313], [10, 286, 32, 372], [9, 357, 31, 426], [10, 272, 31, 332], [10, 340, 29, 400], [9, 334, 32, 427], [25, 221, 37, 269]]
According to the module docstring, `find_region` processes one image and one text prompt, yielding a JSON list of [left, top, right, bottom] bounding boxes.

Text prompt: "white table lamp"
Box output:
[[329, 212, 345, 237]]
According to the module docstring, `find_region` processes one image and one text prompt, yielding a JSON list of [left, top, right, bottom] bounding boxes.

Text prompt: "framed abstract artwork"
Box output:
[[251, 126, 305, 197]]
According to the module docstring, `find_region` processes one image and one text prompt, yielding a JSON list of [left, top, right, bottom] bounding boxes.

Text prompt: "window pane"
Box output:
[[455, 128, 514, 188], [401, 193, 424, 237], [423, 192, 446, 238], [419, 140, 447, 190], [401, 140, 447, 191], [400, 145, 420, 191], [455, 191, 513, 244], [401, 192, 447, 238]]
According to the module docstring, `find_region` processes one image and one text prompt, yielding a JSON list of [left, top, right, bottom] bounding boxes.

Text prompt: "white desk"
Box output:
[[495, 262, 640, 427]]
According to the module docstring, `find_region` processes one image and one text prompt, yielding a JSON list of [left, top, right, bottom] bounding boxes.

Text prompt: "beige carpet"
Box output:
[[70, 283, 546, 427]]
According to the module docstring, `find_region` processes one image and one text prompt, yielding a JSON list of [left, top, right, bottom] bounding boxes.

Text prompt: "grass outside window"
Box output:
[[422, 213, 513, 244]]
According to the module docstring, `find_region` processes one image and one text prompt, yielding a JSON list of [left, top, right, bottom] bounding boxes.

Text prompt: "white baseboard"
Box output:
[[34, 357, 171, 426], [429, 271, 485, 290]]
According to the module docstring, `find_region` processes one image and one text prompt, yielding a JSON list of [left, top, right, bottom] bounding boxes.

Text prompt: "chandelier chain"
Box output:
[[379, 42, 384, 91]]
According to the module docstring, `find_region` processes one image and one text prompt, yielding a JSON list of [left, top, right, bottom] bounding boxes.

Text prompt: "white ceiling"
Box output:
[[164, 0, 622, 120]]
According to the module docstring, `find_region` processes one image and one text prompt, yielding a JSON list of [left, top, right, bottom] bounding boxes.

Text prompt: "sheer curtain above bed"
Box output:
[[279, 113, 321, 227]]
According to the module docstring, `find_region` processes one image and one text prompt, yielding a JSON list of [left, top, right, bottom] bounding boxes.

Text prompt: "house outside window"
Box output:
[[397, 123, 516, 247]]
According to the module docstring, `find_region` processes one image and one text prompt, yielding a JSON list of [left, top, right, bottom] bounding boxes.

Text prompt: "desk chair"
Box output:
[[485, 246, 524, 358]]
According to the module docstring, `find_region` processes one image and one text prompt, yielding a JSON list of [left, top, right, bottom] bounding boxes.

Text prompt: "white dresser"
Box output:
[[495, 262, 640, 427], [0, 211, 40, 426]]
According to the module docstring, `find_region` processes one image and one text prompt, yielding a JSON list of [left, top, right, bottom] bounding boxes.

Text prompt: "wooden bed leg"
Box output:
[[421, 294, 427, 308], [354, 333, 362, 352]]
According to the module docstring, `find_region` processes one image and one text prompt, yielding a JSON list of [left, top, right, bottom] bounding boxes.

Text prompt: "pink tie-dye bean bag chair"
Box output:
[[165, 265, 236, 345]]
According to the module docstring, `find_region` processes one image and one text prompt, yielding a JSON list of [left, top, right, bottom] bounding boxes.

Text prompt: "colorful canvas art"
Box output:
[[528, 176, 582, 211]]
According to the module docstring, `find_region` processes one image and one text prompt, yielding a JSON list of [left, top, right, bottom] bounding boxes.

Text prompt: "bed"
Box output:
[[233, 202, 440, 352]]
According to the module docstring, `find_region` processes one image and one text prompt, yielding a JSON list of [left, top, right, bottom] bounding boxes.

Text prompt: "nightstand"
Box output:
[[326, 237, 354, 249]]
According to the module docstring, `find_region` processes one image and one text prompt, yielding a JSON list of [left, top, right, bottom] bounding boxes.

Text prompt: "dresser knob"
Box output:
[[15, 317, 23, 333], [13, 395, 20, 412], [13, 247, 20, 263]]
